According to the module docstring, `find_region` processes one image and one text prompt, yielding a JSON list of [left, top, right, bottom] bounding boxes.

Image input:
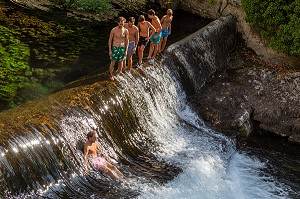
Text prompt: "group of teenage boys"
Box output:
[[108, 9, 173, 81]]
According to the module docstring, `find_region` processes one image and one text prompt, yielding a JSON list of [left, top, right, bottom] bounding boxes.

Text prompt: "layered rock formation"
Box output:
[[159, 0, 300, 145]]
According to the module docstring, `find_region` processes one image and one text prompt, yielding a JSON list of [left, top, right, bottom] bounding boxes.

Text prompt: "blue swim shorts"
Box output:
[[127, 42, 135, 56], [161, 29, 169, 38]]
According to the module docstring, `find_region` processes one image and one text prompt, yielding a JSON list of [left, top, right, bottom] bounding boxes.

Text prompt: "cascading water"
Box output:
[[0, 15, 299, 199]]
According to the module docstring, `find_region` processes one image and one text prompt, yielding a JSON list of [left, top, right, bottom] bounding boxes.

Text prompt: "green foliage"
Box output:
[[0, 5, 104, 110], [0, 11, 98, 66], [0, 25, 31, 105], [55, 0, 115, 18], [242, 0, 300, 56]]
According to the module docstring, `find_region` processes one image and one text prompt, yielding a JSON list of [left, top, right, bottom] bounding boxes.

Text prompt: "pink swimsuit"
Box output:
[[92, 157, 106, 170]]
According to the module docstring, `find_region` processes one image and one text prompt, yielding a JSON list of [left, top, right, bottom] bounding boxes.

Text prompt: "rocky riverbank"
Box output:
[[158, 0, 300, 146], [194, 44, 300, 146]]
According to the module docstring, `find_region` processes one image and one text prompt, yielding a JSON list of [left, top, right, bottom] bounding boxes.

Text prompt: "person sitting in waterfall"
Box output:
[[84, 131, 124, 181]]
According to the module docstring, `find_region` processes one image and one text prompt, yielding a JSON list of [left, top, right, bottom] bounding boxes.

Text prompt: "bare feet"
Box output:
[[110, 76, 115, 81]]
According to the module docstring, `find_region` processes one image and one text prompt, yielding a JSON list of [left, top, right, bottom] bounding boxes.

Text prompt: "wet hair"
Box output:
[[138, 15, 145, 22], [167, 9, 173, 16], [148, 9, 155, 16], [87, 131, 96, 139], [118, 16, 126, 23], [128, 17, 135, 23]]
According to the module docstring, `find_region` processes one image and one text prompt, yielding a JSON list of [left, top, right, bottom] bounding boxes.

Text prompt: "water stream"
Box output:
[[0, 14, 299, 199]]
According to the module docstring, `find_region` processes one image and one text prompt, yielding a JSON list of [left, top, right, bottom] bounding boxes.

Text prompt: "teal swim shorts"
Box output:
[[150, 32, 162, 44], [110, 46, 126, 61]]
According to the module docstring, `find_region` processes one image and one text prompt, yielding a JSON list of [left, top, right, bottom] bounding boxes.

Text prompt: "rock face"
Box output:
[[160, 0, 300, 145], [195, 49, 300, 145], [160, 0, 300, 68]]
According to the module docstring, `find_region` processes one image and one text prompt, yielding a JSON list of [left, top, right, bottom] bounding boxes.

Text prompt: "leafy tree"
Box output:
[[242, 0, 300, 56], [55, 0, 115, 18], [0, 26, 31, 107]]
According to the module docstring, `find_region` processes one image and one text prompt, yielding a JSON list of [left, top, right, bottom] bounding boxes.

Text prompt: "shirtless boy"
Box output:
[[84, 131, 124, 181], [147, 9, 162, 62], [160, 9, 173, 53], [137, 15, 156, 65], [108, 16, 129, 80], [124, 17, 139, 71]]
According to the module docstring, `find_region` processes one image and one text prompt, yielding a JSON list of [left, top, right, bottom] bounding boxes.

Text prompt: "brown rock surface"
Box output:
[[195, 48, 300, 144]]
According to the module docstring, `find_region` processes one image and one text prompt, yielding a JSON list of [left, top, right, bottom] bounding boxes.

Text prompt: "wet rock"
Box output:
[[194, 47, 300, 145], [288, 134, 300, 144]]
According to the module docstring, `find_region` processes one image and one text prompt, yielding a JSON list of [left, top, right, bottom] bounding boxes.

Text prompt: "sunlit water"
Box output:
[[1, 59, 299, 199], [118, 63, 294, 199], [1, 59, 299, 198]]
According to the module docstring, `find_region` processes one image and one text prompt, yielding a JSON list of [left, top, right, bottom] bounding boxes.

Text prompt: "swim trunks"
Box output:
[[150, 32, 162, 44], [161, 28, 169, 38], [127, 42, 136, 55], [92, 156, 106, 170], [110, 46, 126, 61], [137, 36, 149, 47]]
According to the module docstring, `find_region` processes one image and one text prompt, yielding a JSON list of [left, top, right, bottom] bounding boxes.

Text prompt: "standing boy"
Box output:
[[137, 15, 156, 65], [147, 9, 162, 63], [108, 16, 129, 80], [160, 9, 173, 53], [124, 17, 139, 71]]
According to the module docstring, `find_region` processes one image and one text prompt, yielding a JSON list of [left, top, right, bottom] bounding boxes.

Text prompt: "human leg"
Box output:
[[123, 60, 127, 71], [138, 45, 146, 64], [148, 42, 154, 59], [116, 61, 123, 74], [127, 55, 133, 70], [153, 43, 159, 59], [161, 37, 167, 52], [109, 60, 116, 80], [100, 165, 119, 180], [106, 162, 124, 177], [125, 42, 134, 70]]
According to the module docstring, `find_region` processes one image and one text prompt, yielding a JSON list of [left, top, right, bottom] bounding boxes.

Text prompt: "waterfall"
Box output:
[[0, 15, 296, 198]]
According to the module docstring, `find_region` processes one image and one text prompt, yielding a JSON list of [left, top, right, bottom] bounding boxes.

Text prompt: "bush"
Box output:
[[55, 0, 115, 17], [242, 0, 300, 56], [0, 26, 32, 107]]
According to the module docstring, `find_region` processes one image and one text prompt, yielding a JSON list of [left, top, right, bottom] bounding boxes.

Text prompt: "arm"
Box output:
[[169, 16, 173, 34], [134, 27, 139, 51], [155, 18, 162, 34], [83, 145, 90, 173], [160, 15, 166, 24], [124, 29, 129, 56], [108, 29, 114, 56], [147, 22, 156, 40]]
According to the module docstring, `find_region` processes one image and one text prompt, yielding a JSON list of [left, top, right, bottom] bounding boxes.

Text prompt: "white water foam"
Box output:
[[121, 65, 291, 199]]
